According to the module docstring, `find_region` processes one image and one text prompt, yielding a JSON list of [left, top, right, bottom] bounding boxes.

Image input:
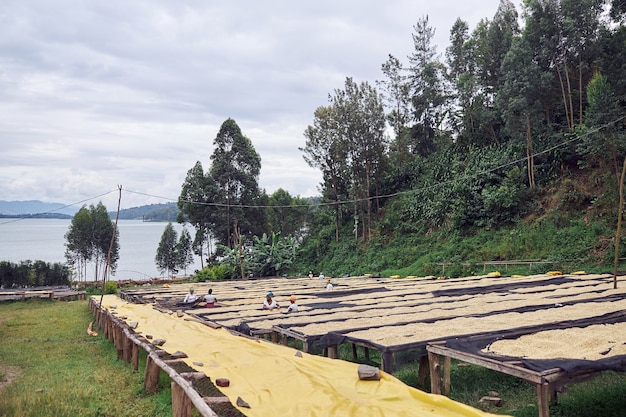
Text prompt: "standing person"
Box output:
[[319, 272, 325, 280], [326, 280, 333, 291], [286, 295, 298, 313], [204, 288, 217, 308], [183, 287, 198, 304], [262, 291, 280, 310], [308, 270, 313, 280]]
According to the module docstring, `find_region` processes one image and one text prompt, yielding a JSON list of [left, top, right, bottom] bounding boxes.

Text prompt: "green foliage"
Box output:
[[0, 260, 71, 288], [103, 280, 118, 294], [193, 264, 233, 281], [154, 223, 178, 276], [65, 202, 119, 281]]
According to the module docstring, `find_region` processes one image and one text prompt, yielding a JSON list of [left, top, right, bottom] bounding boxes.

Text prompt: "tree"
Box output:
[[64, 202, 119, 281], [408, 15, 449, 155], [64, 207, 93, 282], [377, 54, 412, 163], [302, 105, 350, 242], [178, 161, 215, 268], [155, 222, 178, 277], [176, 227, 194, 275], [302, 78, 387, 242], [578, 72, 626, 180], [266, 188, 311, 240], [209, 118, 265, 248]]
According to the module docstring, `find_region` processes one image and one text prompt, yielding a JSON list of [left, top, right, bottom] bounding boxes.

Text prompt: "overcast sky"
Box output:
[[0, 0, 505, 210]]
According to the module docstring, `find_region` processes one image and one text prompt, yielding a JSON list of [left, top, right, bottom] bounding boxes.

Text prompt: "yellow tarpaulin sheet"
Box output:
[[97, 295, 506, 417]]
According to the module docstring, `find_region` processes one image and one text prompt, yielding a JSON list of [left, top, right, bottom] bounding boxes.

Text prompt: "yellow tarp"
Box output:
[[97, 295, 506, 417]]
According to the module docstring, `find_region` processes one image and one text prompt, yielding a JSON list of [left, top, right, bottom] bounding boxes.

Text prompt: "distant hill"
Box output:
[[112, 202, 179, 222], [0, 200, 79, 217], [0, 200, 179, 222]]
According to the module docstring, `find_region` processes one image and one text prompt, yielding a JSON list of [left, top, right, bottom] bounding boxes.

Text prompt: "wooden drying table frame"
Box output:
[[426, 341, 626, 417]]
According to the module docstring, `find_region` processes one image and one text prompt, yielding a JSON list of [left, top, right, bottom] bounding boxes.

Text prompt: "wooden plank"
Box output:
[[426, 343, 547, 384]]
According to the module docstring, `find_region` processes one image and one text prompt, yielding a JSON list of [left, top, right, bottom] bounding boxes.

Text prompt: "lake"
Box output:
[[0, 218, 203, 280]]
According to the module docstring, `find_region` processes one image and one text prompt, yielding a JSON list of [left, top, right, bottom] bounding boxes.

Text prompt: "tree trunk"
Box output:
[[557, 66, 571, 131], [526, 115, 535, 188], [565, 63, 575, 130]]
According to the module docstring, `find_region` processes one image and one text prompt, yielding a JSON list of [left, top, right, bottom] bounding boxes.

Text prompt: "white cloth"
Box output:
[[326, 283, 333, 291], [184, 293, 198, 303], [287, 303, 299, 313], [204, 294, 217, 303], [263, 299, 279, 309]]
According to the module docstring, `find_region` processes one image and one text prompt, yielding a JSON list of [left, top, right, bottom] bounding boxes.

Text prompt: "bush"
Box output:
[[194, 264, 233, 281], [103, 281, 118, 294]]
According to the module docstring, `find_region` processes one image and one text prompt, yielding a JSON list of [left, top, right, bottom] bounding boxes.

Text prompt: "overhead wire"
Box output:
[[1, 114, 623, 217]]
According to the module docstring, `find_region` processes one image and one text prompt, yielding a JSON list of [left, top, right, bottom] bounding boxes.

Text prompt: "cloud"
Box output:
[[0, 0, 502, 209]]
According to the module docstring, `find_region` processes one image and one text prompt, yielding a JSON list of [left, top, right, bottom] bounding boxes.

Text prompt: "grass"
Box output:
[[2, 299, 625, 417], [0, 299, 172, 417]]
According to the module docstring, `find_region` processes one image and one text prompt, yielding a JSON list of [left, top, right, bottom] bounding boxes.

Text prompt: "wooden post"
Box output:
[[171, 381, 192, 417], [131, 342, 139, 372], [381, 351, 394, 373], [123, 332, 132, 363], [428, 351, 442, 395], [364, 347, 370, 361], [144, 354, 161, 393], [351, 343, 358, 360], [281, 334, 288, 346], [443, 356, 451, 396], [536, 383, 551, 417], [417, 355, 430, 388], [271, 331, 278, 343], [327, 345, 338, 359]]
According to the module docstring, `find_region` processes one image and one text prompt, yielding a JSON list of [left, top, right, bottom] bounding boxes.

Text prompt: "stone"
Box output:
[[192, 361, 204, 367], [170, 351, 188, 359], [357, 364, 380, 381], [236, 396, 251, 408], [216, 378, 230, 387], [294, 351, 303, 357], [128, 322, 138, 329], [152, 339, 166, 346]]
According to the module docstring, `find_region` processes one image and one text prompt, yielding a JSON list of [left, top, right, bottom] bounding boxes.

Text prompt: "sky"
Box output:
[[0, 0, 504, 210]]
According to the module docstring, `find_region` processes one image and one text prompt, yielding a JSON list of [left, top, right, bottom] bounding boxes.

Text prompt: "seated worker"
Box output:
[[262, 291, 280, 310], [183, 287, 198, 304], [204, 288, 217, 308], [286, 295, 298, 313]]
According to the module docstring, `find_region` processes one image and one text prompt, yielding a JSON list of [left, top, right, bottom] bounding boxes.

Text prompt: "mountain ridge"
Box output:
[[0, 200, 179, 221]]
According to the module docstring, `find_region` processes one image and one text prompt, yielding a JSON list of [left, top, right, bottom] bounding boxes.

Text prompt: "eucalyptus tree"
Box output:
[[407, 15, 449, 155], [302, 105, 350, 242], [90, 202, 119, 278], [64, 202, 119, 281], [302, 78, 387, 241], [377, 54, 412, 163], [178, 119, 265, 253], [64, 207, 93, 282], [176, 227, 194, 276], [155, 222, 178, 277], [209, 118, 265, 248], [178, 161, 215, 268]]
